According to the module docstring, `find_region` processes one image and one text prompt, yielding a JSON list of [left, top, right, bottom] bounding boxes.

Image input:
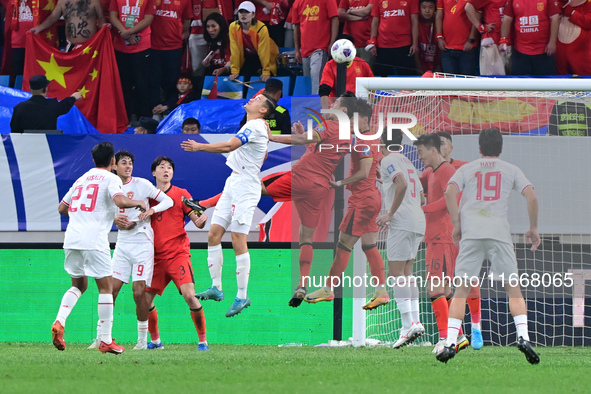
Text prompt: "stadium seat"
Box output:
[[14, 75, 23, 90], [0, 75, 10, 87], [201, 75, 244, 99], [245, 76, 291, 99], [293, 76, 312, 96]]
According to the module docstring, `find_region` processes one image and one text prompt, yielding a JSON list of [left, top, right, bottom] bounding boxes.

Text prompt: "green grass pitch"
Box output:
[[1, 344, 590, 393]]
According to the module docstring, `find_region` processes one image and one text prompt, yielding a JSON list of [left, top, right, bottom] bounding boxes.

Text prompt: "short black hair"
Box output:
[[479, 128, 503, 156], [436, 131, 452, 143], [337, 33, 355, 44], [356, 98, 373, 122], [182, 117, 200, 130], [92, 142, 115, 168], [339, 91, 357, 119], [261, 93, 277, 117], [151, 156, 175, 173], [382, 128, 403, 147], [115, 149, 135, 164], [413, 133, 441, 153], [420, 0, 437, 5]]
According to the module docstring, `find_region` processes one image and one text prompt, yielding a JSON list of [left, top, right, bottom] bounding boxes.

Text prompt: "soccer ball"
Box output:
[[330, 39, 356, 64]]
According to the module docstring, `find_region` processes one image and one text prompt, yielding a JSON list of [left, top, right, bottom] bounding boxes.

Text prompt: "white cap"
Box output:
[[238, 1, 256, 13]]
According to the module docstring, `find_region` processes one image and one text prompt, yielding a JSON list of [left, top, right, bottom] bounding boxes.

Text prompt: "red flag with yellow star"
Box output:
[[23, 26, 128, 133]]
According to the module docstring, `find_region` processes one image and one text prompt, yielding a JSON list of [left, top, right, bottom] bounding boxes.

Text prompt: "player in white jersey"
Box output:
[[87, 150, 173, 350], [436, 128, 541, 364], [181, 92, 276, 317], [376, 129, 427, 349], [52, 142, 146, 355]]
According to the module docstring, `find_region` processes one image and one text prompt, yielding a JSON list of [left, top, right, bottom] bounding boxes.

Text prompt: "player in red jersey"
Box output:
[[304, 98, 388, 310], [142, 156, 210, 351], [270, 91, 357, 307]]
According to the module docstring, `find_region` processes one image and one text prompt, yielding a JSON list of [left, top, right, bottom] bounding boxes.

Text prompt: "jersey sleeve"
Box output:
[[512, 166, 533, 195], [182, 0, 192, 19], [548, 0, 561, 17], [372, 0, 380, 17], [61, 183, 77, 206], [411, 0, 419, 15], [179, 188, 193, 215], [503, 0, 514, 18], [235, 127, 255, 145], [327, 0, 339, 18], [338, 0, 349, 9], [384, 159, 403, 181], [437, 0, 444, 10], [108, 175, 124, 199], [448, 166, 465, 192], [467, 0, 489, 10]]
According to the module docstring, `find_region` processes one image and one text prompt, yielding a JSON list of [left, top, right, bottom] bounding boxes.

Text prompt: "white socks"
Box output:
[[472, 321, 482, 331], [138, 320, 148, 343], [393, 277, 412, 330], [208, 244, 223, 290], [56, 287, 82, 327], [446, 317, 462, 347], [98, 294, 114, 344], [408, 276, 420, 324], [514, 314, 530, 341], [236, 252, 250, 299]]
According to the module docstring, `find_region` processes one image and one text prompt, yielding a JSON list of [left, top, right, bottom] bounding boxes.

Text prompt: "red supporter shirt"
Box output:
[[191, 0, 232, 34], [255, 2, 271, 21], [339, 0, 373, 47], [347, 138, 381, 198], [209, 44, 230, 67], [292, 120, 353, 188], [150, 185, 192, 259], [110, 0, 158, 53], [372, 0, 418, 48], [151, 0, 192, 50], [292, 0, 339, 57], [423, 161, 455, 243], [503, 0, 559, 55], [437, 0, 472, 50], [11, 0, 35, 48], [468, 0, 504, 43], [320, 57, 374, 96], [418, 20, 439, 71]]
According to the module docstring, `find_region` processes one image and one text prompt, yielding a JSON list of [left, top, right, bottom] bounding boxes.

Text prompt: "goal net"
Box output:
[[353, 75, 591, 347]]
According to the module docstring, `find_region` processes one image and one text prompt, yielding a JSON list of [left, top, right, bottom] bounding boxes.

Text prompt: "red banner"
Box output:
[[23, 26, 128, 133]]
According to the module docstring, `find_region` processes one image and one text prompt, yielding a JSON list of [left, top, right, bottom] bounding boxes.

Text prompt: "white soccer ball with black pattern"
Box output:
[[330, 39, 356, 64]]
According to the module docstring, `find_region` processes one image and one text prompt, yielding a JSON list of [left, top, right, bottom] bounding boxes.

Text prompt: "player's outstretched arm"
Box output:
[[270, 121, 320, 145], [445, 183, 461, 245], [377, 174, 407, 227], [113, 195, 147, 211], [523, 187, 541, 251], [330, 158, 372, 188], [181, 137, 242, 153], [138, 192, 173, 221], [189, 212, 207, 229]]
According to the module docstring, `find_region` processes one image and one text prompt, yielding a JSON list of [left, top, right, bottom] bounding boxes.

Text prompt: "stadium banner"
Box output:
[[0, 133, 291, 232]]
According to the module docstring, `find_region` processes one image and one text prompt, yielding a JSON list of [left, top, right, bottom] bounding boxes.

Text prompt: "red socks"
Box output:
[[325, 242, 352, 288], [431, 293, 449, 339], [190, 307, 207, 343], [148, 306, 159, 341], [362, 244, 385, 285]]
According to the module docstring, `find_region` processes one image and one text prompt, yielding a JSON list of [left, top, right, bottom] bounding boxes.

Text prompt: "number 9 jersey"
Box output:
[[61, 168, 124, 252]]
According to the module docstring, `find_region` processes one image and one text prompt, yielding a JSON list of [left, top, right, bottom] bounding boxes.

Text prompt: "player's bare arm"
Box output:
[[330, 157, 372, 188], [181, 137, 243, 153], [113, 195, 147, 211], [189, 212, 207, 229], [31, 0, 65, 34], [58, 202, 70, 217], [444, 183, 461, 245], [377, 174, 407, 227], [114, 214, 137, 230], [523, 186, 541, 251], [270, 122, 320, 145]]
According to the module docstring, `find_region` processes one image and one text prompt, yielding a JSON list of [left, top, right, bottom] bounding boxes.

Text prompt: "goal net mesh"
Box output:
[[361, 75, 591, 347]]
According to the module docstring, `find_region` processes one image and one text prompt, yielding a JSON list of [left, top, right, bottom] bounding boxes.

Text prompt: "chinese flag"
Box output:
[[23, 26, 128, 133]]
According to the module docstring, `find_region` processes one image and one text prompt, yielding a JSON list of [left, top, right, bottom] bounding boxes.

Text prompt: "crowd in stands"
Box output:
[[2, 0, 590, 129]]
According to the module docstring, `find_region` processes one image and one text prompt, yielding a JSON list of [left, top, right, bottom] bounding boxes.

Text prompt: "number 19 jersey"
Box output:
[[448, 158, 533, 244], [61, 168, 124, 251]]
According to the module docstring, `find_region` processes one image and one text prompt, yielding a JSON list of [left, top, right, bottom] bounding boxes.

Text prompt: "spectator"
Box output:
[[10, 75, 82, 133], [319, 36, 374, 109], [132, 116, 159, 134], [338, 0, 374, 66], [240, 78, 291, 134], [229, 1, 279, 83], [202, 12, 231, 76], [252, 0, 290, 47], [367, 0, 419, 76], [31, 0, 105, 50], [292, 0, 338, 94], [436, 0, 479, 75], [556, 0, 591, 75], [151, 0, 192, 103], [417, 0, 441, 73], [500, 0, 560, 75], [109, 0, 157, 120], [182, 117, 201, 134], [153, 76, 198, 117], [465, 0, 506, 75]]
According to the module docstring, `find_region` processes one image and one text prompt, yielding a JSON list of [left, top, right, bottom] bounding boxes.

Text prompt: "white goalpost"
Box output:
[[351, 76, 591, 348]]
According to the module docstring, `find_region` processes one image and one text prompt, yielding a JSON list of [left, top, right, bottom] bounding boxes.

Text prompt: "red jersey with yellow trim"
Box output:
[[320, 57, 374, 96], [347, 137, 381, 196], [292, 120, 353, 188], [150, 185, 192, 259], [372, 0, 419, 48], [424, 161, 455, 243], [437, 0, 472, 50]]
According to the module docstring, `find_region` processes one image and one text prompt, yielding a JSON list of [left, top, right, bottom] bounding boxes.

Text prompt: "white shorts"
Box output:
[[455, 239, 519, 282], [387, 228, 424, 262], [211, 172, 261, 234], [112, 241, 154, 286], [64, 249, 112, 279]]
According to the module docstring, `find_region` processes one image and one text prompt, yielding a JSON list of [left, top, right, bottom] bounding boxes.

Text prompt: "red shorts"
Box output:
[[146, 252, 194, 296], [338, 193, 381, 236], [425, 243, 458, 279], [292, 172, 328, 229], [262, 171, 291, 202]]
